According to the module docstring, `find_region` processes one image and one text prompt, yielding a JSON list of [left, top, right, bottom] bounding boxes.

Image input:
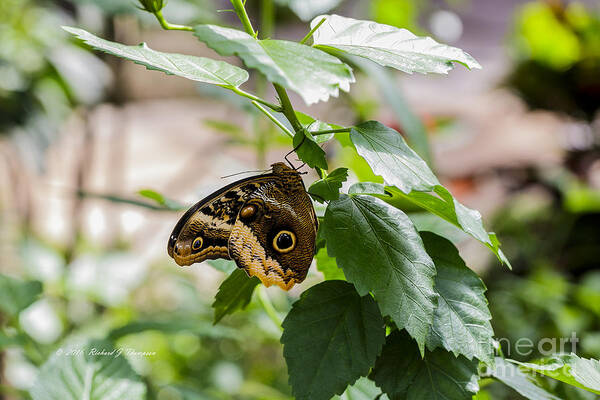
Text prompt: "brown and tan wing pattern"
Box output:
[[228, 163, 317, 290], [167, 174, 274, 266], [168, 162, 318, 291]]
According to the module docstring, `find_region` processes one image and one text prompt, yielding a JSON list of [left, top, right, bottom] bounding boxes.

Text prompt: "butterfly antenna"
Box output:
[[220, 168, 271, 179], [285, 134, 306, 169]]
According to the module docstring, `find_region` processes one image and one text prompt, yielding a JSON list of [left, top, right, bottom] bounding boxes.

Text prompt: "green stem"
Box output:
[[153, 10, 193, 31], [252, 101, 293, 138], [274, 84, 303, 133], [260, 0, 274, 39], [299, 17, 326, 45], [230, 0, 257, 38], [255, 0, 275, 168], [312, 127, 351, 135], [257, 286, 283, 331], [229, 86, 282, 112]]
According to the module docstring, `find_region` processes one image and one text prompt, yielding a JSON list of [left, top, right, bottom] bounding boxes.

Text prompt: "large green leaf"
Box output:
[[388, 186, 510, 266], [490, 357, 561, 400], [212, 269, 260, 324], [421, 232, 494, 365], [0, 274, 42, 317], [371, 330, 479, 400], [511, 354, 600, 395], [194, 25, 354, 105], [350, 121, 510, 267], [323, 195, 437, 354], [63, 27, 248, 88], [350, 121, 439, 193], [30, 339, 147, 400], [308, 167, 349, 203], [311, 14, 481, 74], [281, 280, 385, 400]]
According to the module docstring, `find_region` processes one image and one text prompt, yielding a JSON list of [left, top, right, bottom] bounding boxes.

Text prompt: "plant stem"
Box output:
[[229, 86, 282, 112], [257, 286, 283, 331], [153, 10, 193, 31], [260, 0, 274, 39], [255, 0, 275, 167], [230, 0, 257, 38], [299, 17, 326, 45], [274, 84, 302, 133], [252, 101, 293, 138], [312, 127, 351, 135]]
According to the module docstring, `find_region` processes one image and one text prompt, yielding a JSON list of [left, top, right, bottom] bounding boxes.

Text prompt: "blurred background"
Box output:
[[0, 0, 599, 399]]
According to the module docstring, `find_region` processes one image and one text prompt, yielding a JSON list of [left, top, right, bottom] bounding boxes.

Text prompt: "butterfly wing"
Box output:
[[228, 164, 317, 290], [168, 174, 274, 266]]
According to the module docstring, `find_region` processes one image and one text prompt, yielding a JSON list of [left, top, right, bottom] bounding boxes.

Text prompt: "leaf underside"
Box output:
[[63, 26, 249, 88], [194, 24, 354, 105], [311, 14, 481, 74]]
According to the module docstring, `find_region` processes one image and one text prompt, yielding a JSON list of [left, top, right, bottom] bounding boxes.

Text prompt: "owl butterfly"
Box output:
[[167, 162, 318, 290]]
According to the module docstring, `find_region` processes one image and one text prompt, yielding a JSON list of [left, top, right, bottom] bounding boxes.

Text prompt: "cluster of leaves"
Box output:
[[40, 0, 600, 399]]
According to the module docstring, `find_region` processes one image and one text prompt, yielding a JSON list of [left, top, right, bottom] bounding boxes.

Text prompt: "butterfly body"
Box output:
[[168, 163, 317, 290]]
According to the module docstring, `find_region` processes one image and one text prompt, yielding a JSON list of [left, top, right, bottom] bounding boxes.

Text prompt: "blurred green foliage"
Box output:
[[507, 1, 600, 120]]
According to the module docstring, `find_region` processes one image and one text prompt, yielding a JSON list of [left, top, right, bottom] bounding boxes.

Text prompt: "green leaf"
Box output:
[[293, 129, 328, 170], [350, 121, 439, 193], [348, 182, 388, 196], [490, 357, 561, 400], [0, 274, 42, 317], [296, 112, 342, 143], [308, 168, 349, 203], [281, 280, 385, 400], [350, 121, 510, 267], [275, 0, 343, 21], [275, 111, 342, 144], [30, 339, 147, 400], [138, 189, 185, 210], [194, 25, 354, 105], [409, 213, 470, 245], [421, 232, 494, 365], [333, 377, 389, 400], [371, 330, 479, 400], [315, 247, 345, 281], [323, 195, 437, 354], [212, 269, 260, 324], [63, 27, 248, 88], [511, 354, 600, 395], [311, 14, 481, 74]]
